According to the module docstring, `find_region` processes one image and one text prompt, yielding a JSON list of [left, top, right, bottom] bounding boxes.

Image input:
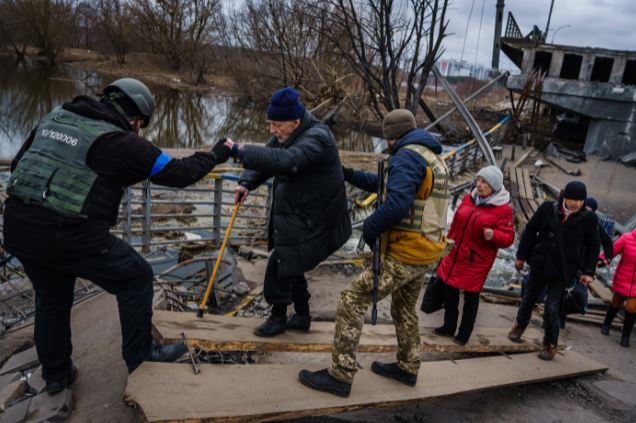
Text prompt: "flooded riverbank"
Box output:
[[0, 56, 376, 161]]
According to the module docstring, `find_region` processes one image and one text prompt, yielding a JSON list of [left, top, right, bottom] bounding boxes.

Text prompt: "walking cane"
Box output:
[[197, 201, 241, 318]]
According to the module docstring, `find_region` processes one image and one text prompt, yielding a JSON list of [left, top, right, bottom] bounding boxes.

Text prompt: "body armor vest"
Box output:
[[7, 107, 123, 218], [391, 144, 450, 242]]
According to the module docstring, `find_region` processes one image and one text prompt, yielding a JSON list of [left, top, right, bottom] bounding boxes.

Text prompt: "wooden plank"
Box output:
[[152, 310, 542, 354], [508, 169, 529, 226], [124, 351, 608, 423], [520, 169, 534, 200], [514, 168, 534, 221]]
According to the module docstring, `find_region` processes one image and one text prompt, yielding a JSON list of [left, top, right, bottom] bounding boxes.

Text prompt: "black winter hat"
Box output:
[[585, 197, 598, 211], [563, 181, 587, 200]]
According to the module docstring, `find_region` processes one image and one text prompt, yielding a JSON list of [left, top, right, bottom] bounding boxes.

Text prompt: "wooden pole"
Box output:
[[197, 202, 240, 318]]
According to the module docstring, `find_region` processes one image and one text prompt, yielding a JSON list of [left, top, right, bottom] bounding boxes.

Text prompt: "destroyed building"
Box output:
[[497, 11, 636, 161]]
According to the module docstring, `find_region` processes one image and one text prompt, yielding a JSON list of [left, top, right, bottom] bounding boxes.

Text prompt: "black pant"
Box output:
[[442, 282, 480, 337], [516, 271, 564, 345], [18, 235, 154, 381], [264, 250, 310, 314]]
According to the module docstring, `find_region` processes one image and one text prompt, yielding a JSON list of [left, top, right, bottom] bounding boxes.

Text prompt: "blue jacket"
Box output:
[[348, 128, 443, 241]]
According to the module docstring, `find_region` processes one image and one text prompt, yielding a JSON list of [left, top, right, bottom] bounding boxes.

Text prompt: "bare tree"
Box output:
[[219, 0, 348, 103], [129, 0, 220, 73], [0, 1, 28, 61], [317, 0, 449, 118], [3, 0, 79, 64], [98, 0, 130, 64]]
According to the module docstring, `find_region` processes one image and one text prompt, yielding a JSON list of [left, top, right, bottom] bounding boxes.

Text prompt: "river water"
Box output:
[[0, 57, 378, 161]]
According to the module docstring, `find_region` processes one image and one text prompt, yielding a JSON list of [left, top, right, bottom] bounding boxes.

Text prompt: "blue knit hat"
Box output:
[[267, 87, 305, 121]]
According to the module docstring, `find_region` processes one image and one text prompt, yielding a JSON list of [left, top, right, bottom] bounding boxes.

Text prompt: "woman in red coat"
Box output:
[[600, 228, 636, 347], [435, 165, 515, 344]]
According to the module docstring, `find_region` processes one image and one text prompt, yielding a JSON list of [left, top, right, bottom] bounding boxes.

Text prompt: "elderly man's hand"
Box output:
[[224, 138, 243, 158], [579, 274, 593, 286], [235, 185, 250, 203], [514, 259, 525, 272]]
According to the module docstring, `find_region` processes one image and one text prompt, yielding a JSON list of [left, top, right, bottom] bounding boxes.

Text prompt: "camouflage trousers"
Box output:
[[328, 255, 433, 384]]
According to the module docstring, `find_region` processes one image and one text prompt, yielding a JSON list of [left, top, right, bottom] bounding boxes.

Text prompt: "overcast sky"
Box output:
[[440, 0, 636, 70]]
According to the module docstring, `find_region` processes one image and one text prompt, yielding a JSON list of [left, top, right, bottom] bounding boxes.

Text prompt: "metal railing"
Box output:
[[442, 115, 510, 177], [113, 173, 272, 252]]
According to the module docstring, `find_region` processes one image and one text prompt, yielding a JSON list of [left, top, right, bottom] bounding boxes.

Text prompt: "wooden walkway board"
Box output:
[[152, 310, 542, 354], [125, 351, 607, 423]]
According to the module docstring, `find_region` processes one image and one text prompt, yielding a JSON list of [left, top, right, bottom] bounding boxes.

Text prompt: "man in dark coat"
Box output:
[[509, 181, 600, 360], [223, 87, 351, 337], [3, 78, 231, 393]]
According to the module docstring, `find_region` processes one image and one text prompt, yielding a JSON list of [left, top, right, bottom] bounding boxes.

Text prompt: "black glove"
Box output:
[[211, 138, 230, 164], [342, 166, 355, 183]]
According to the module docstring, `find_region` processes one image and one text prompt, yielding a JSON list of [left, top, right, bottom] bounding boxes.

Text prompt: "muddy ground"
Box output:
[[1, 257, 634, 423]]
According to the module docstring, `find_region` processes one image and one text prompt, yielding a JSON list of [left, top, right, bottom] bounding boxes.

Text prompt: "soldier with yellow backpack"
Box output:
[[298, 109, 449, 397]]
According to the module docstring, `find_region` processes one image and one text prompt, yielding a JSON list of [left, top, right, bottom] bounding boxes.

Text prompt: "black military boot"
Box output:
[[620, 312, 635, 348], [148, 341, 188, 362], [371, 361, 417, 386], [298, 369, 351, 397], [45, 363, 78, 395], [286, 314, 312, 332], [601, 307, 619, 335], [254, 315, 286, 337]]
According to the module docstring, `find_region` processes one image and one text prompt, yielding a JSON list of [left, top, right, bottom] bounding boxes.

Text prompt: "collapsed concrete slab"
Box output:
[[0, 348, 38, 377], [0, 398, 30, 423], [0, 380, 26, 412], [22, 389, 73, 423]]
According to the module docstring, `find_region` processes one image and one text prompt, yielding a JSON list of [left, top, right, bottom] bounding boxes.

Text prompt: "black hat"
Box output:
[[585, 197, 598, 211], [563, 181, 587, 200]]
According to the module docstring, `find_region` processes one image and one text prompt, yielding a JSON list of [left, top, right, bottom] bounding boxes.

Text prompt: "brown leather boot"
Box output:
[[508, 323, 525, 343], [538, 343, 558, 361]]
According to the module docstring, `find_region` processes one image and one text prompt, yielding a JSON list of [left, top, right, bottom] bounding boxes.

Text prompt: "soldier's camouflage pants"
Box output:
[[328, 255, 433, 384]]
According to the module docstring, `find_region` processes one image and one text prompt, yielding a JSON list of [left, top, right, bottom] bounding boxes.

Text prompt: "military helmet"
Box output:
[[102, 78, 155, 128]]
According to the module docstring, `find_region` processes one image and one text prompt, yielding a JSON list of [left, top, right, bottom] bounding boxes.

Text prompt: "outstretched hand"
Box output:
[[211, 138, 231, 164]]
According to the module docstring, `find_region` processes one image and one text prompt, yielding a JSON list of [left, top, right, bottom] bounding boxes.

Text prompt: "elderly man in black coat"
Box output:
[[509, 181, 600, 360], [224, 87, 351, 337]]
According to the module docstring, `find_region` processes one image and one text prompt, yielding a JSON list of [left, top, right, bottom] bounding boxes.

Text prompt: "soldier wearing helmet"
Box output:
[[3, 78, 231, 393]]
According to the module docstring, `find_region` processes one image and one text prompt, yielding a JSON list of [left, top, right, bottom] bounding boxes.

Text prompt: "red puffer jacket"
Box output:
[[437, 190, 515, 292], [606, 229, 636, 297]]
